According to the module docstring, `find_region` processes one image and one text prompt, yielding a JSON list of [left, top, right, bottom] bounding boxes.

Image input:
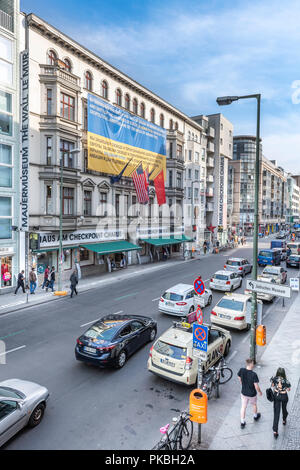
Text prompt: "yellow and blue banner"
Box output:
[[87, 94, 166, 178]]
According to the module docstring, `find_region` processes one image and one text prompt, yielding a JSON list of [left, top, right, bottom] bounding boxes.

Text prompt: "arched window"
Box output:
[[102, 80, 108, 99], [140, 102, 145, 118], [169, 119, 173, 130], [175, 122, 178, 130], [85, 71, 92, 91], [63, 58, 71, 72], [47, 50, 57, 65], [150, 108, 155, 124], [116, 88, 122, 106], [125, 93, 130, 111], [160, 114, 164, 128], [133, 98, 138, 114]]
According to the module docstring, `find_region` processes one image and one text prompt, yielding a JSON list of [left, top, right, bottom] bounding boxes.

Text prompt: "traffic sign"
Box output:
[[246, 279, 291, 298], [196, 306, 203, 325], [290, 278, 299, 292], [194, 277, 205, 296], [192, 349, 207, 361], [193, 324, 208, 353]]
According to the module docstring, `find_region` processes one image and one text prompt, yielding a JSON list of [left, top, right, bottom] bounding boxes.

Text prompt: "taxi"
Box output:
[[147, 321, 231, 386], [261, 265, 287, 284], [211, 293, 253, 330]]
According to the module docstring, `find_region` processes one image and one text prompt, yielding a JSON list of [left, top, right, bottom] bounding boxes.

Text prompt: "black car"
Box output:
[[286, 255, 300, 269], [75, 314, 157, 368]]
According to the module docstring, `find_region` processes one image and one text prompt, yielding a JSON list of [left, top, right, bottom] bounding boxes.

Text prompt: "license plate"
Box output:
[[290, 263, 297, 266], [165, 301, 174, 306], [219, 314, 231, 320], [84, 346, 97, 354], [160, 358, 175, 367]]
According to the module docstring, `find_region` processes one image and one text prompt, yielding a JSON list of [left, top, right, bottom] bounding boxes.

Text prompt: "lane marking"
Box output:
[[0, 329, 26, 340], [80, 311, 123, 328], [114, 292, 138, 301], [0, 345, 26, 357], [227, 350, 237, 363], [242, 333, 250, 344], [152, 297, 160, 302]]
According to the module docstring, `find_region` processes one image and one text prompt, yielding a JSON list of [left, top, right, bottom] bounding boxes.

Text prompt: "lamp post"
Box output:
[[217, 94, 261, 363], [58, 147, 81, 292]]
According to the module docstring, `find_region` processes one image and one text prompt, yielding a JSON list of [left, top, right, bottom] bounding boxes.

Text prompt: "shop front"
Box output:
[[139, 235, 192, 262], [0, 246, 15, 293]]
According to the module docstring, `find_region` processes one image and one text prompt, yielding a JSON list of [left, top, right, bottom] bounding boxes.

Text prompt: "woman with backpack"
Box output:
[[270, 368, 291, 438]]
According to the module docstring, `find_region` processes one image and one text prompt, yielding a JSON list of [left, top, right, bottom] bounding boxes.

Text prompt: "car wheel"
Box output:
[[115, 350, 127, 369], [249, 267, 253, 273], [230, 285, 234, 292], [246, 323, 251, 331], [148, 327, 157, 343], [239, 279, 242, 288], [242, 271, 245, 278], [224, 341, 231, 356], [207, 296, 212, 306], [28, 403, 45, 428]]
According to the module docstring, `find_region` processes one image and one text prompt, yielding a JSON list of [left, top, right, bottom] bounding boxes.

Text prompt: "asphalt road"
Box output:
[[0, 238, 298, 450]]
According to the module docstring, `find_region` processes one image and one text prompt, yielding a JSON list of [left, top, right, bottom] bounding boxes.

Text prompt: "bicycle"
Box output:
[[200, 355, 233, 400], [152, 410, 193, 450]]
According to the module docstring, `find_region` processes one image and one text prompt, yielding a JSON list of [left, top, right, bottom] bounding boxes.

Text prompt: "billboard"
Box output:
[[87, 94, 166, 178]]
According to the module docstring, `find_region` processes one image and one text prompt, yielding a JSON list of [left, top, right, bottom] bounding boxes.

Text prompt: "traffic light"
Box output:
[[29, 233, 40, 251]]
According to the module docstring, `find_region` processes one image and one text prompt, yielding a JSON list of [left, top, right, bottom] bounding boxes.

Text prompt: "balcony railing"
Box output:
[[0, 9, 13, 32], [207, 142, 214, 153], [40, 65, 80, 86], [207, 157, 214, 168], [206, 174, 214, 183]]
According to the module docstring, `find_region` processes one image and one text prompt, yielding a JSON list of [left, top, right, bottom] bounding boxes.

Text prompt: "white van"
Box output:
[[287, 242, 300, 255]]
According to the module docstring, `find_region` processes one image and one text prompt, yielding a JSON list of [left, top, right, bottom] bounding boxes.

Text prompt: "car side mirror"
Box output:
[[17, 402, 24, 410]]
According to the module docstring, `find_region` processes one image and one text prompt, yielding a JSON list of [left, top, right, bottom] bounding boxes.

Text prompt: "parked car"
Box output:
[[194, 288, 213, 308], [159, 284, 196, 316], [75, 314, 157, 368], [148, 321, 231, 385], [210, 293, 262, 331], [286, 255, 300, 269], [286, 242, 300, 255], [258, 249, 281, 266], [276, 231, 286, 239], [224, 258, 252, 277], [209, 270, 242, 292], [261, 265, 287, 284], [0, 379, 49, 448]]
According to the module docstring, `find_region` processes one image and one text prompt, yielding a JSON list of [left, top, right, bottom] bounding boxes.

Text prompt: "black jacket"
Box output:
[[70, 273, 78, 286]]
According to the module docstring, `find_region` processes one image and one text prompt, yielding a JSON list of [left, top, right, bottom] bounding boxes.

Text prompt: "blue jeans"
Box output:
[[30, 281, 37, 293], [47, 280, 54, 292]]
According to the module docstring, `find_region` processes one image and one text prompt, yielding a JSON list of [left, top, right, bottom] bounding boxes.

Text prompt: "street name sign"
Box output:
[[246, 279, 291, 298], [290, 277, 299, 292]]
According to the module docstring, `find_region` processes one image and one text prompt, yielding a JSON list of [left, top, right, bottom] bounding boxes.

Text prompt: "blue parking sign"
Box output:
[[193, 324, 208, 353]]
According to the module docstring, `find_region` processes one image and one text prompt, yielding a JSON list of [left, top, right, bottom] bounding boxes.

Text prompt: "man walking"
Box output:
[[29, 267, 37, 294], [70, 270, 78, 298], [46, 266, 55, 292], [203, 240, 207, 255], [238, 358, 262, 428], [42, 265, 50, 289], [14, 270, 25, 294]]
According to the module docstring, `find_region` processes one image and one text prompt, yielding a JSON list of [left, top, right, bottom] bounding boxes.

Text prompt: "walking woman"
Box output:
[[271, 368, 291, 438]]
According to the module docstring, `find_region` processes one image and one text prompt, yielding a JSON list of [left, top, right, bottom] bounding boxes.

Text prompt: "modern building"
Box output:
[[286, 174, 300, 225], [0, 0, 20, 293], [21, 12, 208, 282]]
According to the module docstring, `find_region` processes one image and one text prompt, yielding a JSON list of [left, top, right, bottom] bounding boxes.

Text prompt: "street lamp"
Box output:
[[58, 147, 81, 292], [217, 93, 261, 363]]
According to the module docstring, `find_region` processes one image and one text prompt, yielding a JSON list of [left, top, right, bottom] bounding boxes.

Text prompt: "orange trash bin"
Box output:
[[189, 389, 207, 424], [256, 325, 266, 346]]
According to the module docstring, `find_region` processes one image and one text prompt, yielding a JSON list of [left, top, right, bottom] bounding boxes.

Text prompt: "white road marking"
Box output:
[[0, 345, 26, 357], [152, 297, 160, 302], [227, 350, 237, 363], [242, 333, 250, 343], [80, 311, 123, 327]]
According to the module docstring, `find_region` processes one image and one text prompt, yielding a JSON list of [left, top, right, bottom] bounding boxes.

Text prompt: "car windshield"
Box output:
[[226, 260, 240, 266], [288, 244, 298, 250], [0, 387, 23, 399], [214, 274, 229, 280], [163, 292, 184, 301], [154, 340, 187, 359], [259, 251, 272, 257], [217, 298, 244, 311], [84, 320, 123, 341], [263, 268, 279, 275], [289, 256, 300, 261]]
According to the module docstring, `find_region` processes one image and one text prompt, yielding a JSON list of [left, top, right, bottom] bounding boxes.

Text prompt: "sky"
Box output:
[[21, 0, 300, 174]]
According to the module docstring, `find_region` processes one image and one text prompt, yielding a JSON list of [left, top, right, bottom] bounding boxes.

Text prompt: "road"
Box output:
[[0, 238, 298, 449]]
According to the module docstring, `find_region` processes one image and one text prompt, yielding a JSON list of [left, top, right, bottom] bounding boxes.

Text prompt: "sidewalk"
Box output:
[[209, 293, 300, 450]]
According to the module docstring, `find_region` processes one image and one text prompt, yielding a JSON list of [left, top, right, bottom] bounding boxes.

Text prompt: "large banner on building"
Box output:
[[87, 94, 166, 179]]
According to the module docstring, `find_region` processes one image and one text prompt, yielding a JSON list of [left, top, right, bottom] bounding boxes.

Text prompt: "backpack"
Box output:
[[266, 387, 274, 402]]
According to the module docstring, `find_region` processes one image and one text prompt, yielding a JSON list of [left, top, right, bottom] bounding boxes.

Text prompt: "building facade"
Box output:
[[0, 0, 20, 293], [286, 174, 300, 225]]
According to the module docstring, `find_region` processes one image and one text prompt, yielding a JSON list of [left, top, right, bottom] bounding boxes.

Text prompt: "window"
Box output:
[[169, 142, 173, 158], [80, 248, 90, 262], [133, 98, 138, 114], [63, 59, 71, 72], [188, 169, 192, 179], [0, 400, 17, 420], [0, 36, 13, 85], [194, 188, 199, 198], [0, 90, 12, 136], [83, 105, 88, 130], [0, 144, 12, 188], [124, 194, 129, 216], [47, 49, 57, 65], [176, 172, 182, 189], [0, 196, 12, 239], [46, 137, 52, 165], [195, 151, 199, 163], [195, 170, 199, 180], [188, 187, 191, 198], [150, 108, 155, 123], [60, 92, 75, 121], [100, 192, 107, 216], [140, 102, 145, 118], [115, 194, 120, 217], [63, 188, 74, 215], [125, 93, 130, 111], [116, 89, 122, 106], [60, 140, 75, 168], [132, 195, 137, 215], [188, 150, 192, 161], [84, 190, 92, 216], [46, 89, 52, 115], [177, 144, 182, 159], [46, 185, 52, 214], [168, 170, 173, 188], [84, 71, 92, 91], [159, 114, 164, 128], [102, 80, 108, 99], [169, 119, 173, 130], [175, 122, 178, 130]]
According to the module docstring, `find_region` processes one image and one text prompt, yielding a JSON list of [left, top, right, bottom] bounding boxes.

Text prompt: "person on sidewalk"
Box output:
[[238, 358, 263, 428], [46, 266, 55, 292], [271, 368, 291, 438], [29, 268, 37, 294], [70, 270, 78, 298], [14, 270, 25, 294], [203, 241, 207, 255], [42, 266, 50, 289]]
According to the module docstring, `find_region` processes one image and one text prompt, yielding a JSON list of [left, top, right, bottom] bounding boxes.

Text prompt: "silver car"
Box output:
[[0, 379, 49, 447], [224, 257, 252, 277]]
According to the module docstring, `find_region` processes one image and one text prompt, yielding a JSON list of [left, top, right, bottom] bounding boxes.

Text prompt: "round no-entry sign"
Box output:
[[194, 277, 205, 296], [196, 306, 203, 325]]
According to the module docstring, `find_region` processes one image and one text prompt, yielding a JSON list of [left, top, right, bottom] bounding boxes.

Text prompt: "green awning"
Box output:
[[176, 235, 193, 242], [80, 241, 141, 255], [140, 238, 187, 246], [32, 245, 79, 253]]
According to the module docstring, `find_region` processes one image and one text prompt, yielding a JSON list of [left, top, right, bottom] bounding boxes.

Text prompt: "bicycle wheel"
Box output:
[[219, 367, 233, 384], [178, 417, 193, 450], [153, 439, 171, 450]]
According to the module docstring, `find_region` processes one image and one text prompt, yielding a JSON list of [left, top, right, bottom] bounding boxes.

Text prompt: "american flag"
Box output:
[[132, 164, 149, 204]]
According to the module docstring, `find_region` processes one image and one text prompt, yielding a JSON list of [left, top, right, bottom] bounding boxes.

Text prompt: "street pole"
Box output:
[[197, 361, 203, 444]]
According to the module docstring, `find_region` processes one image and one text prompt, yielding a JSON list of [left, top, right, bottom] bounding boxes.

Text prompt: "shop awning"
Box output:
[[80, 241, 141, 255], [140, 237, 192, 246], [32, 246, 80, 253]]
